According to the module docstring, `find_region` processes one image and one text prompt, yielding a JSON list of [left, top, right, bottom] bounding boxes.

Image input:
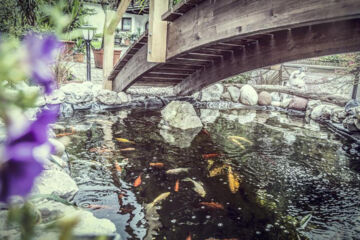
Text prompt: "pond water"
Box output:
[[56, 108, 360, 240]]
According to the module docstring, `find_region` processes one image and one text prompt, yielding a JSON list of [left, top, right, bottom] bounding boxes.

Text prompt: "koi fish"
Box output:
[[183, 178, 206, 198], [56, 128, 75, 138], [116, 138, 135, 144], [114, 162, 122, 172], [228, 166, 241, 194], [166, 168, 190, 175], [202, 153, 220, 159], [186, 233, 192, 240], [146, 192, 171, 210], [199, 202, 224, 210], [89, 147, 111, 154], [174, 179, 179, 192], [208, 165, 226, 177], [134, 175, 142, 187], [229, 138, 245, 149], [149, 162, 164, 168], [228, 136, 252, 145], [120, 147, 135, 151], [202, 128, 210, 135], [84, 204, 111, 210]]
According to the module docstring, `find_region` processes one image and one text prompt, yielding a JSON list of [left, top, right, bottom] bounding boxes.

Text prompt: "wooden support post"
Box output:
[[147, 0, 169, 62]]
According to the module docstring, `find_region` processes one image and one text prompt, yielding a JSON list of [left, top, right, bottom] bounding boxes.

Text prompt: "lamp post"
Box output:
[[81, 25, 96, 82]]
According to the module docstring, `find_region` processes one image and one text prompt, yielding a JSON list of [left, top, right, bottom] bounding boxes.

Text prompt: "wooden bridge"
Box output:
[[108, 0, 360, 95]]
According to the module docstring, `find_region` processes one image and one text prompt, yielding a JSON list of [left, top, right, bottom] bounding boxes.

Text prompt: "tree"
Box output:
[[102, 0, 132, 90]]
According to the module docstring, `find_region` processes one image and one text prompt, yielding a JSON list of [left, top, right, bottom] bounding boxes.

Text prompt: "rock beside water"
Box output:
[[258, 91, 272, 106], [227, 86, 241, 102], [288, 97, 308, 111], [161, 101, 203, 130], [201, 84, 224, 101], [239, 85, 258, 106]]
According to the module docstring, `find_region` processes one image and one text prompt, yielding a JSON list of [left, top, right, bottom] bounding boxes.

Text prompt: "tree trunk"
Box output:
[[102, 0, 131, 90], [228, 84, 350, 106]]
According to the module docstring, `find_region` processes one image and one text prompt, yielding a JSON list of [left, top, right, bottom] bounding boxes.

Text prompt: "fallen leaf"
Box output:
[[134, 175, 142, 187], [174, 179, 179, 192], [120, 147, 135, 151], [116, 138, 135, 144], [200, 202, 224, 210], [202, 153, 220, 159], [149, 162, 164, 168], [228, 166, 241, 194]]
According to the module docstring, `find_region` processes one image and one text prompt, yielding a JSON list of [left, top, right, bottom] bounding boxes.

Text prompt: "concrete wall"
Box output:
[[84, 3, 148, 36]]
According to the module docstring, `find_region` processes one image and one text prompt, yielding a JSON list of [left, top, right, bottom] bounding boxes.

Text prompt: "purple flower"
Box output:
[[0, 105, 59, 202], [24, 33, 62, 95]]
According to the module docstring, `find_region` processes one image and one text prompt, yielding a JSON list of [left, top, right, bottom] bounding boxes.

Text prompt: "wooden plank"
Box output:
[[153, 68, 195, 75], [143, 73, 188, 78], [166, 0, 360, 60], [147, 0, 169, 62], [113, 45, 159, 92], [175, 19, 360, 95]]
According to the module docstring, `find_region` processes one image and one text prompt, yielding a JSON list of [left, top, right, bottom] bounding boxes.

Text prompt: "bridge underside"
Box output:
[[109, 0, 360, 95]]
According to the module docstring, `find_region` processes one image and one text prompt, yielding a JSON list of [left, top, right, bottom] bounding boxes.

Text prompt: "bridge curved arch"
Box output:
[[110, 0, 360, 95]]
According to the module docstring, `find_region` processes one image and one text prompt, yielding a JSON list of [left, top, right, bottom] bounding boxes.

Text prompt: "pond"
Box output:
[[56, 108, 360, 240]]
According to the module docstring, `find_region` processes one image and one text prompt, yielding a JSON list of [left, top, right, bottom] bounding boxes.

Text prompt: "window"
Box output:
[[121, 18, 132, 31]]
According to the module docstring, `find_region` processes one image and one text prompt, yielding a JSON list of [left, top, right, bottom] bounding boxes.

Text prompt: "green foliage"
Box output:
[[0, 0, 95, 38], [91, 40, 102, 49], [223, 73, 251, 84]]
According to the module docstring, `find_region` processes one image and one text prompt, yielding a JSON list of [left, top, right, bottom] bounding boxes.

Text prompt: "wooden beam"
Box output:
[[113, 45, 158, 92], [166, 0, 360, 60], [147, 0, 169, 62], [174, 19, 360, 95]]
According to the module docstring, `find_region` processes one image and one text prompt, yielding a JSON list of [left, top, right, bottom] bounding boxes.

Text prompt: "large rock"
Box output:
[[118, 92, 130, 103], [258, 91, 272, 106], [239, 84, 258, 105], [201, 84, 224, 101], [61, 83, 93, 104], [331, 107, 347, 123], [200, 109, 220, 124], [36, 200, 116, 236], [32, 170, 78, 200], [46, 89, 66, 104], [343, 116, 359, 132], [96, 89, 118, 105], [160, 101, 203, 130], [288, 97, 308, 111], [310, 104, 336, 121], [227, 86, 241, 102], [221, 91, 232, 102], [280, 98, 292, 108], [305, 100, 322, 118], [49, 138, 65, 157]]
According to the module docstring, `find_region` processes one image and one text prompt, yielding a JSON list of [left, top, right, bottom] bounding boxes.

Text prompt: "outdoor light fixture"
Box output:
[[81, 25, 96, 82]]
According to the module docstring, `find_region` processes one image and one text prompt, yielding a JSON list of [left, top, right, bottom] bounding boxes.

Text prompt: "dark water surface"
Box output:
[[56, 109, 360, 240]]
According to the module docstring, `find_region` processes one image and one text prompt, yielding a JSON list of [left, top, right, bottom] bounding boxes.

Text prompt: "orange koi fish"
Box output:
[[200, 202, 224, 210], [149, 162, 164, 168], [174, 179, 180, 192], [114, 162, 122, 172], [202, 153, 220, 159], [134, 175, 142, 187], [186, 233, 192, 240]]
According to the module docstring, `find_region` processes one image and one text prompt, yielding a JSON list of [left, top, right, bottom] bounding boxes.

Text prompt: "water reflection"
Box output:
[[57, 108, 360, 240]]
